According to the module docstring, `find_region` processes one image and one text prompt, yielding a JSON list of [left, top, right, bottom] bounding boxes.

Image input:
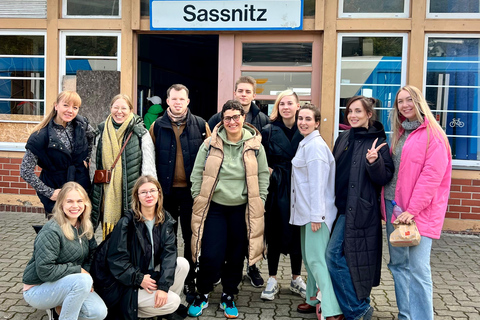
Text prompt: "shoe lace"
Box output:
[[222, 295, 235, 309], [249, 265, 261, 276], [193, 295, 206, 307]]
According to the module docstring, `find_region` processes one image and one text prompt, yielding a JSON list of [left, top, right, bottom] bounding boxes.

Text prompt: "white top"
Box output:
[[289, 130, 337, 231]]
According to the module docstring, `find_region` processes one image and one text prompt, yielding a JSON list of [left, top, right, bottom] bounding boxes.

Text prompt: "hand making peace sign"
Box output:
[[366, 138, 387, 164]]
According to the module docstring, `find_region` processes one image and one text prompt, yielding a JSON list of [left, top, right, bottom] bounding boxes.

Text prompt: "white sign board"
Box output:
[[150, 0, 303, 30]]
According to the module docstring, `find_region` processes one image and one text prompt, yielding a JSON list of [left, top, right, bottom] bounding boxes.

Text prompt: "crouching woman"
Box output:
[[22, 182, 107, 320], [93, 175, 189, 320]]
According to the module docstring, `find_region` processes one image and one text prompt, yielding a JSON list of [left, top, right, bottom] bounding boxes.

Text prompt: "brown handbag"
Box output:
[[93, 131, 133, 184]]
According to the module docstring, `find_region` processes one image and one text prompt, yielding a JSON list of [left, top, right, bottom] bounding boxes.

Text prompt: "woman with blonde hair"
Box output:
[[21, 91, 94, 215], [22, 182, 107, 320], [90, 94, 156, 238], [260, 90, 306, 302], [94, 175, 188, 320], [384, 85, 452, 320]]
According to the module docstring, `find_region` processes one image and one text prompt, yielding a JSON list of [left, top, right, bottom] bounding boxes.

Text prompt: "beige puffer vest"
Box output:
[[191, 124, 265, 266]]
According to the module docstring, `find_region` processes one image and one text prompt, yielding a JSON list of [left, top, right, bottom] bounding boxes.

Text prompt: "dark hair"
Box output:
[[221, 100, 245, 120], [343, 96, 376, 127], [167, 84, 189, 98]]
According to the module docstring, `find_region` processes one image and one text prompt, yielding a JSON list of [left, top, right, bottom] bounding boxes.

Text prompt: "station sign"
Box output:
[[150, 0, 303, 30]]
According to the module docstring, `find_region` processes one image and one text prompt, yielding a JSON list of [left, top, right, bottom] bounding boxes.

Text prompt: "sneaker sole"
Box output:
[[290, 286, 306, 298], [187, 302, 208, 317], [245, 274, 264, 288], [219, 303, 239, 319]]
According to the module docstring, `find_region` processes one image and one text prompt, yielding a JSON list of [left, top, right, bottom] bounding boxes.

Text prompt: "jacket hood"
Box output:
[[147, 104, 163, 115], [350, 120, 386, 140]]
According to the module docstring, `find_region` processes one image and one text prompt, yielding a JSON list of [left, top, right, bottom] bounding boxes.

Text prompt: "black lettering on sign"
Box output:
[[220, 8, 230, 21], [197, 8, 208, 21], [209, 8, 219, 21], [257, 8, 267, 21], [183, 4, 196, 21]]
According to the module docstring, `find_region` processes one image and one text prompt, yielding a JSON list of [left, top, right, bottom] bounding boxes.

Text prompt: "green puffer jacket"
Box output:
[[23, 219, 97, 285], [90, 115, 154, 229]]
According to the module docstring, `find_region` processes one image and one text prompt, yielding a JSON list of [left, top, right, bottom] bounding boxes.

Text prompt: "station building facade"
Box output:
[[0, 0, 479, 231]]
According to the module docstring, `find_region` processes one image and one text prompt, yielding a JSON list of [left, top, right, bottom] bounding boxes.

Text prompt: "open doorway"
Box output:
[[137, 34, 219, 122]]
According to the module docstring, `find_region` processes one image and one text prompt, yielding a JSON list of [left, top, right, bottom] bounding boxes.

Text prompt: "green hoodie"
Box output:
[[144, 104, 164, 130], [191, 124, 269, 206]]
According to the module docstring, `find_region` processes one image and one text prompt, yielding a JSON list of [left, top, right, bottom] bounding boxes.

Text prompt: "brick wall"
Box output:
[[0, 157, 44, 213], [447, 179, 480, 220]]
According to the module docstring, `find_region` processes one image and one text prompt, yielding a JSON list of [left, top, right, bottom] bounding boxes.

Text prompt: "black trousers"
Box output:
[[163, 187, 195, 283], [267, 225, 302, 276], [196, 202, 248, 296]]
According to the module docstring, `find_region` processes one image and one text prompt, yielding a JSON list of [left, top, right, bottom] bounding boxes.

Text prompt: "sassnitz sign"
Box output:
[[150, 0, 303, 30]]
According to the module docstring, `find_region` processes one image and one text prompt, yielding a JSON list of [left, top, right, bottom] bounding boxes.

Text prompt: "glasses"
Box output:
[[223, 114, 242, 123], [138, 189, 159, 197]]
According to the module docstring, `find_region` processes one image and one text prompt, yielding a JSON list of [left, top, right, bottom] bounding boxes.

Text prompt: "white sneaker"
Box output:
[[290, 276, 306, 298], [260, 277, 279, 300]]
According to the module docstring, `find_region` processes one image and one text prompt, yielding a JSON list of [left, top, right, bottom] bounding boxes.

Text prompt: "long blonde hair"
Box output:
[[390, 85, 450, 155], [131, 175, 165, 225], [33, 91, 82, 133], [269, 90, 299, 122], [51, 182, 94, 241]]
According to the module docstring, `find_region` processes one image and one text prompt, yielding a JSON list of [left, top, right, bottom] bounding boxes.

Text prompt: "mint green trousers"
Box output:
[[300, 223, 342, 318]]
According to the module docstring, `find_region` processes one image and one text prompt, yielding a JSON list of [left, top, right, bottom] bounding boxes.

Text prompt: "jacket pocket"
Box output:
[[354, 197, 376, 229], [291, 158, 308, 184]]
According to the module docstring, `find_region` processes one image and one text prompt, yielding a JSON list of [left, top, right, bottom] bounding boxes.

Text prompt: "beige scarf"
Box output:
[[101, 113, 134, 239]]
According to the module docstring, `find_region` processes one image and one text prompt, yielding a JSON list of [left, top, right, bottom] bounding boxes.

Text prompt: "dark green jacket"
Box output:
[[23, 219, 97, 285], [90, 115, 149, 229]]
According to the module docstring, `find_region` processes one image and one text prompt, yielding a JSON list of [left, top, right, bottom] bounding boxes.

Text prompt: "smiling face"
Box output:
[[223, 109, 245, 139], [279, 95, 300, 121], [397, 89, 418, 121], [347, 100, 372, 128], [62, 189, 85, 225], [110, 98, 132, 124], [297, 109, 319, 136], [167, 89, 190, 116], [234, 83, 256, 108], [138, 182, 159, 209], [54, 98, 79, 126]]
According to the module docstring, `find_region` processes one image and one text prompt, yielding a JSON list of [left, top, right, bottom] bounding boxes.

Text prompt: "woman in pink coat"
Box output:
[[384, 85, 452, 320]]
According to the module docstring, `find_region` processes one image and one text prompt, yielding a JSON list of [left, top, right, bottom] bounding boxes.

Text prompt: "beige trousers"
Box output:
[[137, 257, 189, 318]]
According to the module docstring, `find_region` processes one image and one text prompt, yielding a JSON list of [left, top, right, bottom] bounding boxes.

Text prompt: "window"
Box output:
[[335, 34, 408, 138], [424, 35, 480, 166], [339, 0, 409, 18], [63, 0, 120, 18], [237, 35, 321, 114], [427, 0, 480, 18], [59, 32, 121, 91], [0, 0, 46, 18], [0, 32, 46, 122]]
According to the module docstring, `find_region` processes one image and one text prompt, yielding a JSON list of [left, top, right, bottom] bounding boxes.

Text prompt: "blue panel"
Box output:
[[66, 60, 92, 75]]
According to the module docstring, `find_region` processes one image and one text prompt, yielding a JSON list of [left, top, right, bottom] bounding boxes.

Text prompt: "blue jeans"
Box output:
[[326, 214, 371, 320], [24, 273, 107, 320], [385, 199, 434, 320]]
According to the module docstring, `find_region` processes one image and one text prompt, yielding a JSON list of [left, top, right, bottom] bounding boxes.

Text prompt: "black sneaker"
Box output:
[[183, 282, 196, 304], [246, 264, 264, 287]]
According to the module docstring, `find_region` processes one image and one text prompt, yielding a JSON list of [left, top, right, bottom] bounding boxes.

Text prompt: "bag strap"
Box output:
[[110, 131, 133, 170]]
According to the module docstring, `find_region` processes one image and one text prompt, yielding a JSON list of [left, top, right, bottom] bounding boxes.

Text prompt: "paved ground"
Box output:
[[0, 211, 479, 320]]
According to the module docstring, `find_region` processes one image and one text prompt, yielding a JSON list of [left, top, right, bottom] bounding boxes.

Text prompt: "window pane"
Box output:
[[430, 0, 479, 13], [0, 35, 44, 55], [66, 0, 119, 16], [66, 58, 118, 75], [0, 58, 45, 77], [426, 37, 480, 161], [343, 0, 404, 13], [241, 72, 312, 96], [0, 78, 44, 115], [243, 43, 312, 66], [66, 36, 117, 57], [339, 36, 404, 132]]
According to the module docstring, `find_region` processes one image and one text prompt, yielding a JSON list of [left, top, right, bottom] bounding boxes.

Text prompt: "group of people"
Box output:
[[20, 76, 452, 320]]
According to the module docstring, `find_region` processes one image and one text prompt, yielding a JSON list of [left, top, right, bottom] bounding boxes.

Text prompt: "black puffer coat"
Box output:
[[92, 210, 177, 320], [261, 121, 303, 254], [332, 121, 394, 300]]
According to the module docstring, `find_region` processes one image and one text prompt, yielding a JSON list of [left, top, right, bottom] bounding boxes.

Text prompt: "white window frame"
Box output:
[[62, 0, 121, 18], [334, 33, 408, 140], [424, 33, 480, 168], [59, 31, 121, 93], [426, 0, 480, 19], [339, 0, 409, 18], [0, 30, 46, 151]]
